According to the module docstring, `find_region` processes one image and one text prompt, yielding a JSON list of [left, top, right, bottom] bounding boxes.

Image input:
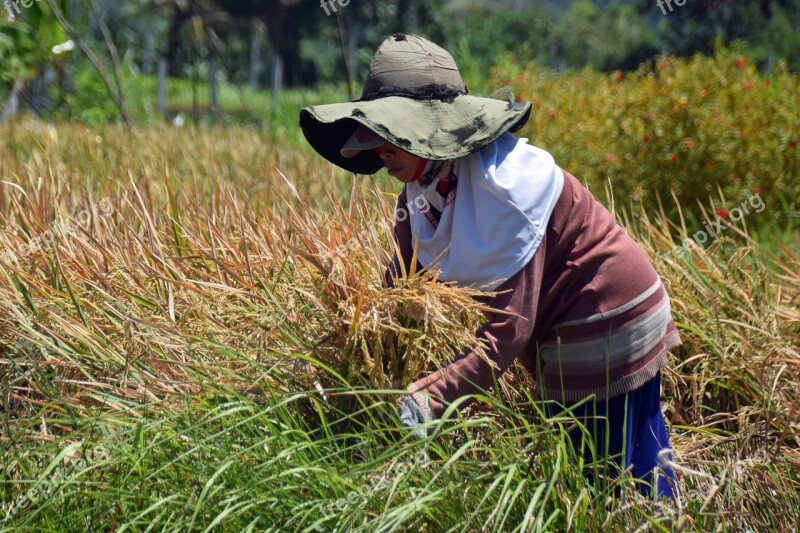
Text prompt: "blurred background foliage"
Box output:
[[2, 0, 800, 120], [492, 48, 799, 220]]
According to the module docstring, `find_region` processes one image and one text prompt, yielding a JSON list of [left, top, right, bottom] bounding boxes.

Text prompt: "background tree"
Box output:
[[0, 0, 69, 121]]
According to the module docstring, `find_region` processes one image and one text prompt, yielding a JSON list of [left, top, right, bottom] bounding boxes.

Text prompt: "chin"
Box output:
[[387, 171, 405, 181]]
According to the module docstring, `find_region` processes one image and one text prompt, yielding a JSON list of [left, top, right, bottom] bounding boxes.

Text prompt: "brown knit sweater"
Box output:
[[387, 169, 681, 417]]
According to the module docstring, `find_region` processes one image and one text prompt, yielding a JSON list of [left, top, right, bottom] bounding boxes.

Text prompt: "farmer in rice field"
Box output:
[[299, 33, 680, 499]]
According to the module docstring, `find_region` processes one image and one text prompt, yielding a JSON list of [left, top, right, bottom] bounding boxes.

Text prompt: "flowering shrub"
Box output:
[[492, 48, 799, 219]]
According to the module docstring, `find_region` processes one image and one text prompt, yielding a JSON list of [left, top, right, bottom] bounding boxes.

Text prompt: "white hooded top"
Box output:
[[404, 132, 564, 291]]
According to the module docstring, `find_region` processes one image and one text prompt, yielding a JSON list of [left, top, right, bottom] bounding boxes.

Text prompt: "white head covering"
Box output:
[[404, 132, 564, 291]]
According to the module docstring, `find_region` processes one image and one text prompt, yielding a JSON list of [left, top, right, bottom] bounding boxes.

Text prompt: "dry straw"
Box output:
[[0, 122, 493, 421]]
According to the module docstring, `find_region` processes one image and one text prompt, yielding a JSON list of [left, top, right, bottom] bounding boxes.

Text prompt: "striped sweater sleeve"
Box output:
[[408, 241, 547, 417]]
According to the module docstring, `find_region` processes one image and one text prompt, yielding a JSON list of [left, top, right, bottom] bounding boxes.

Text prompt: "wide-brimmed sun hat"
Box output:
[[299, 33, 532, 175]]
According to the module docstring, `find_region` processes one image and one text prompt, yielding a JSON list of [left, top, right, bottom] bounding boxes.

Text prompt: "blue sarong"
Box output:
[[547, 371, 676, 499]]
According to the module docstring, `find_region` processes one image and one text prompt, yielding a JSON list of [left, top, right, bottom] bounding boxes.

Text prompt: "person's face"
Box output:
[[373, 142, 424, 183]]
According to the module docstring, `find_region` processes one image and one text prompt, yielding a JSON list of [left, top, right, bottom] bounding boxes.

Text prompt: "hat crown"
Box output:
[[361, 34, 466, 99]]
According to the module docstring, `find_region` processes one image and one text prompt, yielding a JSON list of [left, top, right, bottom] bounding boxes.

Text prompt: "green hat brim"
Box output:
[[299, 95, 532, 175]]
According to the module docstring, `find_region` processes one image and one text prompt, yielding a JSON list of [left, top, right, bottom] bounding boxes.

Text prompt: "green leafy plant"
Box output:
[[492, 46, 800, 223]]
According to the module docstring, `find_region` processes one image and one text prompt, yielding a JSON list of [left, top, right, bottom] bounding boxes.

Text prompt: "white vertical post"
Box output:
[[272, 55, 283, 109], [158, 58, 168, 120], [209, 57, 220, 122], [249, 30, 261, 89]]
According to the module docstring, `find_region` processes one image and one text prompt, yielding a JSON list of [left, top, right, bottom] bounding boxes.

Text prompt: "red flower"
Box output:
[[547, 108, 557, 117], [706, 161, 715, 169], [790, 140, 797, 149], [736, 58, 746, 69], [743, 81, 754, 90], [684, 139, 694, 150], [573, 78, 582, 86], [643, 134, 653, 144], [615, 70, 624, 82], [605, 153, 616, 162], [717, 208, 729, 219], [669, 153, 678, 163], [764, 81, 771, 89], [534, 100, 542, 109], [751, 186, 761, 195]]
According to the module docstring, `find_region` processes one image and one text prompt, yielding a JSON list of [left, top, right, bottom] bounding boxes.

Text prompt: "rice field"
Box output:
[[0, 120, 798, 531]]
